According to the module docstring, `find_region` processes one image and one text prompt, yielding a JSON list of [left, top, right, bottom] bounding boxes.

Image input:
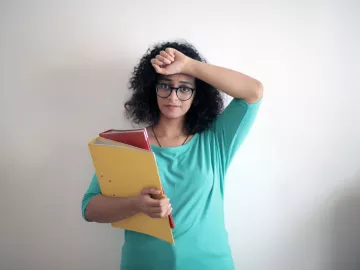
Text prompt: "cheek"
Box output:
[[181, 101, 193, 112], [157, 96, 166, 108], [183, 96, 195, 111]]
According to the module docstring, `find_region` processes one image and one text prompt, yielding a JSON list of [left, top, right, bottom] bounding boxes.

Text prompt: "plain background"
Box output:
[[1, 0, 359, 269]]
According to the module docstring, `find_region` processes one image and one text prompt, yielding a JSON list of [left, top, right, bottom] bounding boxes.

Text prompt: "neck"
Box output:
[[154, 115, 187, 138]]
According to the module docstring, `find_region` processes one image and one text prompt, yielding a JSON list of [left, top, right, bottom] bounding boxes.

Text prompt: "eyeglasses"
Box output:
[[156, 83, 195, 101]]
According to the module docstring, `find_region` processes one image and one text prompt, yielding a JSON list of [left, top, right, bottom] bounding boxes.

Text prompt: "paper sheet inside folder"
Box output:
[[88, 137, 174, 244]]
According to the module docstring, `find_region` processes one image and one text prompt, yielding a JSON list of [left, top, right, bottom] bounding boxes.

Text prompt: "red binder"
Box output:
[[99, 128, 175, 229]]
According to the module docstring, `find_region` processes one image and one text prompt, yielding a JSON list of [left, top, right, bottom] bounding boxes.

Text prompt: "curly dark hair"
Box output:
[[124, 40, 224, 134]]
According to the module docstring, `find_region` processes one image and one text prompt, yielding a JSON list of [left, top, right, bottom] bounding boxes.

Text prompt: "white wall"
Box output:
[[1, 1, 359, 269]]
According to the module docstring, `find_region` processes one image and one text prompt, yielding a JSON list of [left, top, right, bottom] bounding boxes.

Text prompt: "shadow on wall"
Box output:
[[327, 170, 360, 270], [281, 170, 360, 270]]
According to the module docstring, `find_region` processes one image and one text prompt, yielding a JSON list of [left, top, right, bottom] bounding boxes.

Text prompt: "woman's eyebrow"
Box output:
[[159, 77, 193, 86], [179, 81, 193, 86], [158, 77, 172, 82]]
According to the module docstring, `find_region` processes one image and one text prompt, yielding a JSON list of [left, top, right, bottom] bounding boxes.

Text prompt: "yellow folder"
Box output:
[[88, 137, 174, 244]]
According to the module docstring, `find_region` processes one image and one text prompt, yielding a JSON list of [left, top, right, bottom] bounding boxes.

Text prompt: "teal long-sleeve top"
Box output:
[[82, 98, 261, 270]]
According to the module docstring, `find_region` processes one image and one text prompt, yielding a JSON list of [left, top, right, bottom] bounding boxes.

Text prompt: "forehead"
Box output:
[[158, 74, 195, 84]]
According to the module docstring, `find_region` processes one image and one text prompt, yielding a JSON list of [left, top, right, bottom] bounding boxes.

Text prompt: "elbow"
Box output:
[[256, 81, 264, 100], [247, 81, 263, 103], [82, 195, 97, 222], [83, 206, 93, 222]]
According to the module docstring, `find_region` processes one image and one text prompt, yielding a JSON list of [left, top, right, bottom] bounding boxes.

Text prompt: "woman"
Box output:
[[82, 40, 263, 270]]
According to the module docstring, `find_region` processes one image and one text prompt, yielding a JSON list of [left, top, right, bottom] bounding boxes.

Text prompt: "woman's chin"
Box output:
[[160, 111, 185, 120]]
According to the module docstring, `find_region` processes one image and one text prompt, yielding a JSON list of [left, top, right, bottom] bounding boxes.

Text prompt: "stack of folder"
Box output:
[[88, 128, 175, 244]]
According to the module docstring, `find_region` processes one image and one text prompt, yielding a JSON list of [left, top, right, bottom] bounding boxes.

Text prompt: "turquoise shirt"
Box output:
[[82, 98, 261, 270]]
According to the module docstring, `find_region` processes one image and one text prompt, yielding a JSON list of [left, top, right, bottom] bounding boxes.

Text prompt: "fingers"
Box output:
[[160, 50, 174, 62], [139, 187, 173, 218], [165, 205, 173, 216], [140, 187, 169, 206], [148, 202, 171, 213], [147, 197, 170, 207], [150, 59, 166, 74], [141, 187, 161, 196], [152, 63, 168, 75], [148, 203, 172, 218], [156, 54, 172, 65], [165, 48, 175, 58], [150, 50, 175, 67], [151, 58, 163, 66]]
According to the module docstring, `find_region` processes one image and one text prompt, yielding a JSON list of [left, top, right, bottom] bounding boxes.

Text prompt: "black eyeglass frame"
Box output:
[[155, 83, 196, 101]]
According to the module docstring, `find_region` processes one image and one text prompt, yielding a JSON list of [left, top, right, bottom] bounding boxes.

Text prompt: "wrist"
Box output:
[[129, 196, 142, 214], [183, 57, 198, 76]]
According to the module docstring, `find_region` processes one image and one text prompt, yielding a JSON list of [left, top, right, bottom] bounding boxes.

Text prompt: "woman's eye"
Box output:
[[159, 84, 170, 89], [179, 87, 191, 93]]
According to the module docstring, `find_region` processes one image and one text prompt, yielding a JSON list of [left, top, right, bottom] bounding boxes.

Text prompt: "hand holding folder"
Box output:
[[136, 187, 172, 219], [88, 129, 175, 244], [99, 128, 175, 229]]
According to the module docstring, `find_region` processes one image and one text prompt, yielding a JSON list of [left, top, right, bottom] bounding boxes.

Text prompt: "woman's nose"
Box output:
[[168, 89, 179, 100]]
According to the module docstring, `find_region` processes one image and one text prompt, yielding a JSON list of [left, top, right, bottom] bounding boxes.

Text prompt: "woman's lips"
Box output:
[[165, 105, 179, 110]]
